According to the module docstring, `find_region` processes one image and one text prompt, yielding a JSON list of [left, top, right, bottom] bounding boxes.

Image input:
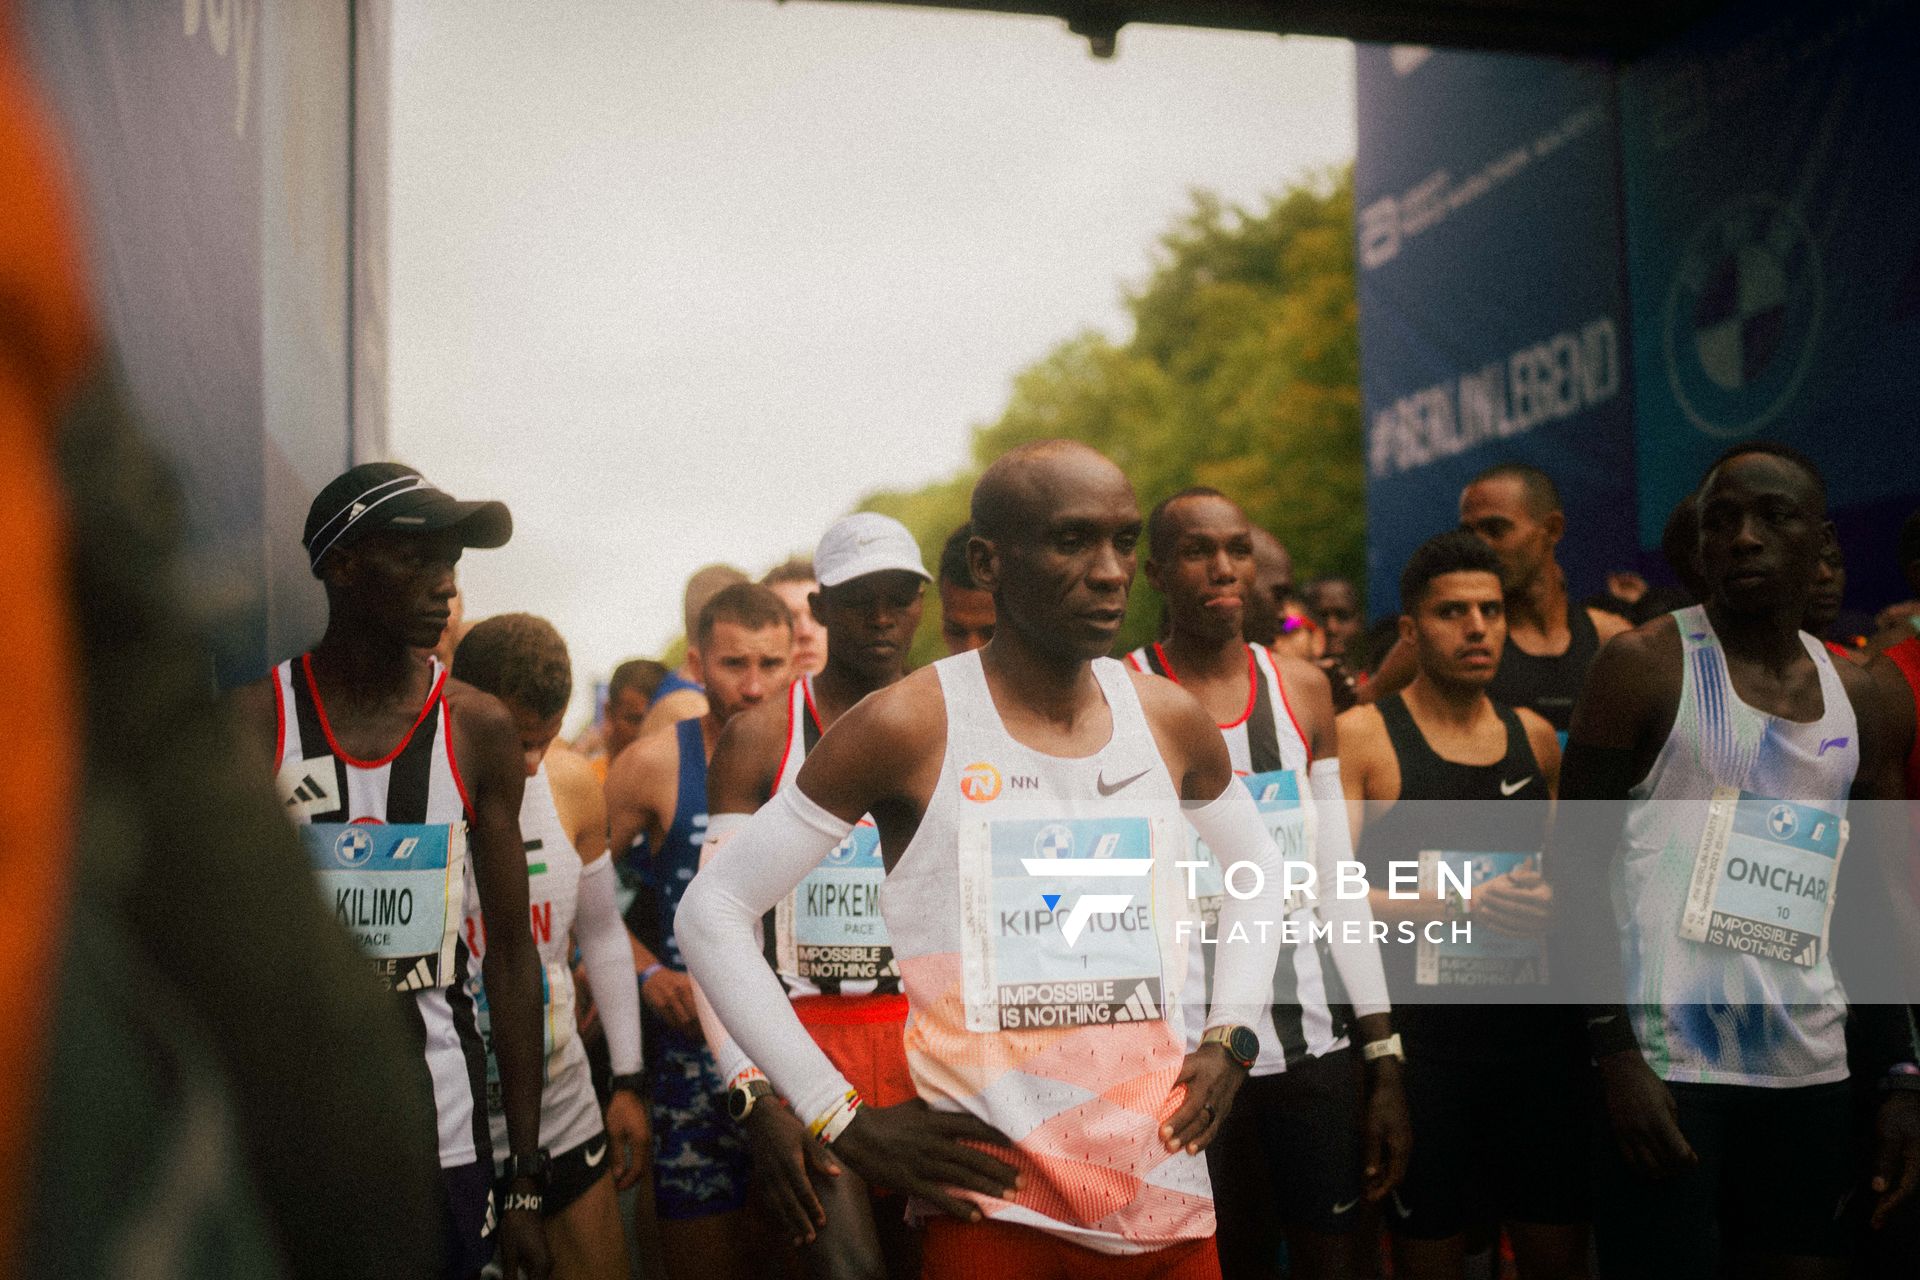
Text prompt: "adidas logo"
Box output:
[[394, 957, 437, 992], [1113, 981, 1160, 1023], [285, 774, 328, 807]]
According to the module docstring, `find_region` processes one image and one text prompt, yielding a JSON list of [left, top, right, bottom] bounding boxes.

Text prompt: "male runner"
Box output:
[[603, 583, 793, 1278], [1368, 465, 1630, 738], [231, 462, 551, 1280], [697, 512, 932, 1278], [453, 614, 650, 1280], [632, 564, 750, 742], [1131, 489, 1409, 1280], [765, 557, 829, 677], [1337, 532, 1585, 1280], [589, 658, 669, 782], [1305, 576, 1367, 711], [1553, 446, 1920, 1278], [681, 440, 1294, 1278], [939, 521, 997, 654]]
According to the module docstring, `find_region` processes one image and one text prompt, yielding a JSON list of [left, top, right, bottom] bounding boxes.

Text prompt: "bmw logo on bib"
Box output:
[[1662, 195, 1821, 440], [1033, 824, 1075, 859], [1767, 804, 1798, 841], [333, 826, 375, 867]]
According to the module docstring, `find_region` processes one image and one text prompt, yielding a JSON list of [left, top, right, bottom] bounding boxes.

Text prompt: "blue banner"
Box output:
[[1356, 45, 1638, 612], [1621, 0, 1920, 607]]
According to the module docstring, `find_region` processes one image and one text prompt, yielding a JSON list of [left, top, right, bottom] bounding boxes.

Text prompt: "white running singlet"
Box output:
[[273, 655, 489, 1167], [768, 678, 902, 1000], [1614, 606, 1858, 1087], [882, 651, 1212, 1254], [464, 765, 602, 1158], [1127, 642, 1348, 1073]]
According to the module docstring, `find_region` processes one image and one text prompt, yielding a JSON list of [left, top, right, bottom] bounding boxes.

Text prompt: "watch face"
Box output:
[[727, 1087, 751, 1122], [1229, 1026, 1259, 1066]]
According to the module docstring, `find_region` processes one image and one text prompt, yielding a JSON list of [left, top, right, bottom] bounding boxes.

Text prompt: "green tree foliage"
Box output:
[[864, 166, 1363, 667]]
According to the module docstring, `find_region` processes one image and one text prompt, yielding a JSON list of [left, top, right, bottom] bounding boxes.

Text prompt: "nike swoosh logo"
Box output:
[[1330, 1197, 1361, 1215], [1500, 776, 1533, 796], [584, 1141, 608, 1167], [1818, 737, 1849, 756], [1390, 1190, 1413, 1222], [1096, 768, 1150, 797]]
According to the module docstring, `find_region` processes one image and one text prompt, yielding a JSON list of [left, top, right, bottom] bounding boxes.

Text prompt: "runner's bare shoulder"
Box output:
[[708, 692, 793, 813], [1569, 612, 1683, 748], [796, 665, 947, 807], [1124, 664, 1234, 794]]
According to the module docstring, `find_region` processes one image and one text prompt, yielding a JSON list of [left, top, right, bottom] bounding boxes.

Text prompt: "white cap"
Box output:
[[814, 512, 931, 588]]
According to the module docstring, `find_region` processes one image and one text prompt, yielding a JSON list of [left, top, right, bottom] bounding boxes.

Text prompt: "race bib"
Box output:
[[959, 815, 1171, 1033], [1681, 787, 1846, 968], [1414, 851, 1549, 986], [775, 820, 893, 984], [299, 821, 466, 992], [1191, 769, 1315, 917]]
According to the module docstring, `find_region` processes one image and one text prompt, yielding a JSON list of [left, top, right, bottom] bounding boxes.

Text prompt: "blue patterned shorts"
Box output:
[[646, 1024, 750, 1220]]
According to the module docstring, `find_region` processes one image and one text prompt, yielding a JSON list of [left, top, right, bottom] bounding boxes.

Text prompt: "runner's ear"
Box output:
[[967, 533, 1000, 595]]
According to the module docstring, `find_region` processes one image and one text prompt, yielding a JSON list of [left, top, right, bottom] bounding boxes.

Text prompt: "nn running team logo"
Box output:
[[960, 761, 1002, 803], [1023, 822, 1151, 947]]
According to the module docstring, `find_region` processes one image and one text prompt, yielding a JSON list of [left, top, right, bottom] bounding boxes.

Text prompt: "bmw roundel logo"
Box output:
[[333, 826, 375, 866], [824, 834, 859, 866], [1663, 194, 1822, 440], [1767, 804, 1798, 841], [1033, 823, 1075, 859]]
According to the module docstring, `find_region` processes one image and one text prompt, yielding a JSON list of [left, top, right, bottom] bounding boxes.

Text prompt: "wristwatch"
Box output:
[[1881, 1063, 1920, 1095], [608, 1072, 646, 1100], [1361, 1033, 1406, 1064], [727, 1077, 775, 1121], [1200, 1024, 1259, 1070], [505, 1148, 552, 1190]]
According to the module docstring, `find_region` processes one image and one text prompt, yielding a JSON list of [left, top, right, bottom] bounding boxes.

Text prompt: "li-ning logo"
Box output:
[[960, 762, 1002, 803], [1817, 737, 1849, 757], [1022, 823, 1151, 947]]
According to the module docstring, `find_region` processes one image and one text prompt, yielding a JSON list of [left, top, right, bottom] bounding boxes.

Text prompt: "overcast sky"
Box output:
[[388, 0, 1354, 726]]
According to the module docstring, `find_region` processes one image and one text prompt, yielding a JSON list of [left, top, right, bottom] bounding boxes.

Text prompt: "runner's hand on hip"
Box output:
[[746, 1100, 842, 1245], [1162, 1044, 1246, 1155], [1597, 1050, 1697, 1179], [829, 1099, 1021, 1221]]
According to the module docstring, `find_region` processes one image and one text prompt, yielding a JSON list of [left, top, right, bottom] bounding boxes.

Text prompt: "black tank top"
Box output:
[[1485, 603, 1599, 734], [1359, 693, 1568, 1061]]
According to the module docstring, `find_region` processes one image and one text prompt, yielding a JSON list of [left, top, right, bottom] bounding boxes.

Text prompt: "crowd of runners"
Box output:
[[253, 439, 1920, 1280]]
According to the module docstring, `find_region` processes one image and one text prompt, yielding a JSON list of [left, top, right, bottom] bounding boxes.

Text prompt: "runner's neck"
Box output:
[[1159, 628, 1248, 687], [309, 628, 433, 706], [811, 658, 904, 732], [1404, 671, 1492, 732], [1505, 558, 1570, 639], [978, 633, 1106, 739], [1704, 600, 1813, 673]]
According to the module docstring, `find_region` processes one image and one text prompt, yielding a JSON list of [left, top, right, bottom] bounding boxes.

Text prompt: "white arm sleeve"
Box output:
[[677, 786, 856, 1124], [1308, 759, 1390, 1018], [691, 814, 757, 1087], [576, 853, 643, 1074], [1185, 780, 1288, 1029]]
